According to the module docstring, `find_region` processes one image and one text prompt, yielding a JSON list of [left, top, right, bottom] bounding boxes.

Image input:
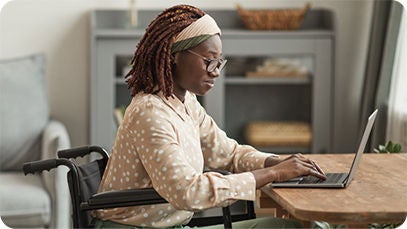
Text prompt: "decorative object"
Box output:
[[245, 121, 311, 147], [236, 3, 311, 30], [246, 58, 309, 78], [129, 0, 138, 27]]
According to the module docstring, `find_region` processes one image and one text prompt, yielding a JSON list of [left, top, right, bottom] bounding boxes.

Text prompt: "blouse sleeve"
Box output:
[[127, 99, 257, 211]]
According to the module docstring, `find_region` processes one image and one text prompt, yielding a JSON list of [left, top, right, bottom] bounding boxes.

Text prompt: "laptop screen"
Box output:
[[345, 109, 378, 187]]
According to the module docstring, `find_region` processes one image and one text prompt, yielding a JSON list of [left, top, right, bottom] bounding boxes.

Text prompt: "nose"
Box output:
[[209, 68, 221, 78]]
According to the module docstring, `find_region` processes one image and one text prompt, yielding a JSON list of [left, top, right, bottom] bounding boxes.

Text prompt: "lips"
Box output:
[[204, 79, 215, 86]]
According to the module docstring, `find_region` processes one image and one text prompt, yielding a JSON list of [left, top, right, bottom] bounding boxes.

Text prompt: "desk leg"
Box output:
[[270, 198, 311, 228], [258, 193, 289, 218], [257, 192, 311, 228]]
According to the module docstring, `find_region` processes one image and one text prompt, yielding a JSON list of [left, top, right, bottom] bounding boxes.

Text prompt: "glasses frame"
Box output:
[[187, 50, 227, 73]]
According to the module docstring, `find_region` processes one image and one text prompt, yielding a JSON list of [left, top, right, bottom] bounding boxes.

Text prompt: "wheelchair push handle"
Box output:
[[58, 145, 109, 160], [58, 145, 92, 158], [23, 159, 58, 175]]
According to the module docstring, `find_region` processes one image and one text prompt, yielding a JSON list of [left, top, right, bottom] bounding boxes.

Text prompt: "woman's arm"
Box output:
[[254, 154, 327, 188]]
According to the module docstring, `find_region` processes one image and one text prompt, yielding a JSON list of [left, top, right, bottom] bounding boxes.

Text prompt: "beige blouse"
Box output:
[[93, 91, 273, 228]]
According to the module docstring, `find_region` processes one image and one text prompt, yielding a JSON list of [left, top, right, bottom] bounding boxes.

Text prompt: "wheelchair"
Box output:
[[23, 145, 256, 228]]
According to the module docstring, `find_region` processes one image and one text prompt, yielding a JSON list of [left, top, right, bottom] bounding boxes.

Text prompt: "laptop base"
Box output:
[[271, 173, 349, 188]]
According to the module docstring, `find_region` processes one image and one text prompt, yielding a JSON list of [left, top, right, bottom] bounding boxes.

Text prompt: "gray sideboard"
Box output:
[[90, 9, 334, 154]]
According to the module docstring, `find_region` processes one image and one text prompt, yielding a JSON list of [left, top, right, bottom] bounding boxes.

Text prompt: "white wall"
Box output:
[[0, 0, 373, 152]]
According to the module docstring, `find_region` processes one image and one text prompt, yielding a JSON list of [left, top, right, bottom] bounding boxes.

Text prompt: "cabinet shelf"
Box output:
[[225, 76, 311, 85]]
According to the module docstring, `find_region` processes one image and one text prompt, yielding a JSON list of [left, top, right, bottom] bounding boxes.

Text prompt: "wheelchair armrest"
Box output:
[[81, 188, 168, 210], [82, 170, 231, 211]]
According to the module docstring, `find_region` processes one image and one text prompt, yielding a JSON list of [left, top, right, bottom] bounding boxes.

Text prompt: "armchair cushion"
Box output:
[[0, 54, 49, 171], [0, 172, 51, 227]]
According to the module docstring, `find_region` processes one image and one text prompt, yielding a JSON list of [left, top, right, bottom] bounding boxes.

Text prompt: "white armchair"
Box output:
[[0, 54, 71, 228]]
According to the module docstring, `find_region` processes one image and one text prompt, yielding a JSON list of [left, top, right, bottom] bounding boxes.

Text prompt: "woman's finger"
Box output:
[[298, 160, 327, 179], [295, 156, 326, 175], [311, 161, 326, 175], [309, 168, 328, 180]]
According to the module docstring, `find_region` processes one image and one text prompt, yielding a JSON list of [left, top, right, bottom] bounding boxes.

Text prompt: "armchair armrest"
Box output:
[[41, 120, 71, 229], [82, 188, 167, 210], [41, 120, 71, 160]]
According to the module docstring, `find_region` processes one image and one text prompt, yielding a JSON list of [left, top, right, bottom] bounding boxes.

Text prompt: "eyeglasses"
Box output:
[[187, 50, 227, 73]]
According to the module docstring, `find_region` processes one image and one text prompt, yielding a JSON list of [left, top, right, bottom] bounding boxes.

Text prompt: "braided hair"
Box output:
[[125, 5, 206, 97]]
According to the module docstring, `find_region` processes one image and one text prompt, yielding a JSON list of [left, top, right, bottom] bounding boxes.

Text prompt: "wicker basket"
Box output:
[[245, 121, 312, 147], [236, 3, 311, 30]]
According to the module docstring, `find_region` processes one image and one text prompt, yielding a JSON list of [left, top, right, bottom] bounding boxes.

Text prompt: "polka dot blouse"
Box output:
[[93, 91, 272, 228]]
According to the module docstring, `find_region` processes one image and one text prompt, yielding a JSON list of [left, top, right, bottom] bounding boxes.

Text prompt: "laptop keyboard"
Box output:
[[300, 173, 345, 184]]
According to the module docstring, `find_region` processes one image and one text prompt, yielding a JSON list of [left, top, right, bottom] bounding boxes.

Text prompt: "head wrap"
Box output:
[[171, 14, 221, 53]]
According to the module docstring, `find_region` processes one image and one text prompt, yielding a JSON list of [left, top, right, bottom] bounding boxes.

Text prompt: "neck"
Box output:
[[173, 90, 186, 103]]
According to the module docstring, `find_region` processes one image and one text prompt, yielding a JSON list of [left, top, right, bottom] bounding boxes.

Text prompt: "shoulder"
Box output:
[[128, 92, 163, 110], [121, 93, 174, 133], [124, 93, 166, 122]]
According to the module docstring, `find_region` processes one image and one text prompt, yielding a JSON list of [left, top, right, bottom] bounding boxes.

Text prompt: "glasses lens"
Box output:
[[218, 59, 227, 72], [207, 60, 218, 72], [207, 59, 227, 72]]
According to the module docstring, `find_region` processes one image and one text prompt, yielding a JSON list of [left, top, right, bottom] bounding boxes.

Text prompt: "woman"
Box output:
[[93, 4, 326, 228]]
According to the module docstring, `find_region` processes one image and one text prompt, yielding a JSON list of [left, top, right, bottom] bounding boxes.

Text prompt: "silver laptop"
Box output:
[[271, 109, 378, 188]]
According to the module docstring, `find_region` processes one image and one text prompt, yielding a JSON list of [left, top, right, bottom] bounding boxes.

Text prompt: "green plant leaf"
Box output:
[[386, 141, 393, 149], [392, 144, 402, 153], [375, 141, 402, 154]]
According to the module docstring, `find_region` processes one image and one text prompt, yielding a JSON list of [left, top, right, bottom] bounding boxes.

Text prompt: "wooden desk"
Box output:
[[261, 153, 407, 225]]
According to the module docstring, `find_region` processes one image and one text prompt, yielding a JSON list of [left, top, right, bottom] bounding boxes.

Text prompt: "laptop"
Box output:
[[271, 109, 378, 188]]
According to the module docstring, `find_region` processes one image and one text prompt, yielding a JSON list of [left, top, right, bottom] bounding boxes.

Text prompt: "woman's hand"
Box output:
[[253, 154, 327, 188], [270, 154, 326, 181], [264, 155, 284, 167]]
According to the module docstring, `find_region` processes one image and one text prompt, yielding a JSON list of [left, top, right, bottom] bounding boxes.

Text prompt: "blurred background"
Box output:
[[1, 0, 405, 154]]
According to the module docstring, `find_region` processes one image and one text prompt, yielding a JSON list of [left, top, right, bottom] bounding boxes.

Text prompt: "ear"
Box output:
[[173, 52, 180, 65]]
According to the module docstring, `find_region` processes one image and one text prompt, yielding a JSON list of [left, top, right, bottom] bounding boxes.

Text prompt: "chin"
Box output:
[[189, 84, 213, 96], [194, 92, 206, 96]]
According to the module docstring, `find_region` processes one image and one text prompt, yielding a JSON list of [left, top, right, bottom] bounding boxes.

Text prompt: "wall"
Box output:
[[0, 0, 373, 153]]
